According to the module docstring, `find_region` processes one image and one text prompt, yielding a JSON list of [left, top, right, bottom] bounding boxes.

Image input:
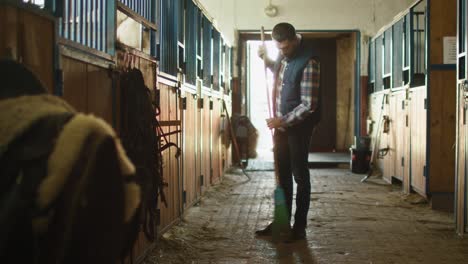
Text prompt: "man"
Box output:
[[256, 23, 320, 241]]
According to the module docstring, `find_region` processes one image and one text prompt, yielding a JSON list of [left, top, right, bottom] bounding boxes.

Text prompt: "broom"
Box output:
[[260, 27, 289, 241]]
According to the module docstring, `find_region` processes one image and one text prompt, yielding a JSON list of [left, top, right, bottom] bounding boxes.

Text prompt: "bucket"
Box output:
[[350, 148, 371, 173], [354, 136, 371, 150]]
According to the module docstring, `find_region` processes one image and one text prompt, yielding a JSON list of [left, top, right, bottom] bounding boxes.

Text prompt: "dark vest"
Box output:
[[274, 42, 317, 116]]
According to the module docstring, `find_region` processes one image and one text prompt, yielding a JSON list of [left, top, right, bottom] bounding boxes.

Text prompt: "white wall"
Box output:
[[197, 0, 417, 75], [194, 0, 237, 46]]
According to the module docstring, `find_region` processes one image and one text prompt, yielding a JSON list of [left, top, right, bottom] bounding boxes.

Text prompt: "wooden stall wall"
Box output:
[[182, 91, 200, 208], [201, 93, 213, 187], [368, 92, 388, 174], [428, 70, 457, 203], [379, 90, 407, 183], [211, 98, 223, 184], [0, 4, 54, 93], [392, 91, 407, 182], [61, 56, 114, 125], [115, 51, 182, 261], [369, 88, 412, 190], [381, 92, 395, 183], [156, 82, 182, 232], [456, 0, 468, 235], [222, 99, 232, 172], [428, 0, 457, 210], [336, 33, 356, 151], [456, 82, 467, 234], [410, 87, 428, 196]]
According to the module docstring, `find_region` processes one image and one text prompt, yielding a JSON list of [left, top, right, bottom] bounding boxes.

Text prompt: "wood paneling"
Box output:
[[21, 9, 54, 93], [62, 56, 88, 111], [202, 95, 212, 187], [360, 76, 369, 136], [429, 0, 457, 65], [158, 83, 170, 228], [0, 5, 18, 60], [211, 99, 222, 184], [62, 56, 115, 125], [410, 87, 427, 195], [381, 93, 394, 183], [336, 34, 355, 150], [157, 83, 181, 231], [222, 100, 232, 172], [183, 92, 198, 208], [87, 64, 113, 124], [428, 71, 456, 193], [168, 85, 181, 221], [197, 95, 211, 195], [456, 82, 466, 234], [392, 91, 406, 181], [368, 92, 387, 173], [0, 5, 54, 93]]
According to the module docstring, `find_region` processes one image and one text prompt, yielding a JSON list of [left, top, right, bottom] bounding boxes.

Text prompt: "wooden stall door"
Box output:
[[382, 93, 395, 182], [393, 91, 407, 182], [157, 84, 171, 230], [222, 100, 232, 172], [182, 93, 199, 208], [456, 81, 467, 234], [158, 83, 182, 233], [410, 87, 427, 196], [198, 94, 211, 193], [0, 4, 54, 93], [202, 95, 212, 187], [197, 97, 203, 195], [369, 92, 387, 173], [211, 99, 222, 184]]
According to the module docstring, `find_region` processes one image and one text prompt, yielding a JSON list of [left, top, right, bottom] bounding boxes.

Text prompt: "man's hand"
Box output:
[[266, 117, 283, 129], [258, 45, 267, 60]]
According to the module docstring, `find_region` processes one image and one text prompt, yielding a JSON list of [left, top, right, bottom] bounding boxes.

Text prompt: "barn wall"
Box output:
[[0, 4, 54, 93]]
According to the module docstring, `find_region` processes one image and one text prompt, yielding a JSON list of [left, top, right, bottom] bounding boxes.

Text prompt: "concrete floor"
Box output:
[[143, 168, 468, 264]]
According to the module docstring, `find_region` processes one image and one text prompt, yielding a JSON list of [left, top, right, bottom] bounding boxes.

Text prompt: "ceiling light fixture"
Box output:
[[264, 0, 278, 17]]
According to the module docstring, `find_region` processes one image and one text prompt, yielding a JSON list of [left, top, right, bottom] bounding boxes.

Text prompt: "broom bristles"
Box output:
[[272, 187, 290, 240]]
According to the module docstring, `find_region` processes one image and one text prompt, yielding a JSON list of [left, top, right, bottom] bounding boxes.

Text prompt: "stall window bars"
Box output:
[[118, 0, 153, 21], [159, 0, 179, 77], [212, 29, 220, 91], [60, 0, 110, 53], [202, 15, 212, 88], [185, 0, 199, 85]]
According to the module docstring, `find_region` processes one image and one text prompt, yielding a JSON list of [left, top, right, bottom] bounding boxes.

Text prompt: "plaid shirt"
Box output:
[[275, 58, 320, 128]]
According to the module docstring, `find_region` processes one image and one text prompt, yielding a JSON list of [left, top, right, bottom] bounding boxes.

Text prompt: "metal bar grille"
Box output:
[[212, 29, 220, 91], [384, 28, 392, 75], [369, 40, 375, 83], [118, 0, 152, 21], [412, 11, 425, 75], [460, 0, 466, 54], [393, 19, 404, 87], [160, 0, 178, 76], [60, 0, 108, 53], [375, 35, 383, 92], [185, 0, 198, 85], [202, 15, 212, 88]]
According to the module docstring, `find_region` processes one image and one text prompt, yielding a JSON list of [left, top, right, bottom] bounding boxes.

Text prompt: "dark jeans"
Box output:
[[274, 119, 315, 230]]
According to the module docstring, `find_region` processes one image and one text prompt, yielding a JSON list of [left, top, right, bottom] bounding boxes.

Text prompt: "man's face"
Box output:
[[275, 38, 297, 58]]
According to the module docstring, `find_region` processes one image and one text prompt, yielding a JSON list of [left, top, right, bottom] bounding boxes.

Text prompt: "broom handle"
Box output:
[[222, 100, 242, 166], [261, 27, 273, 122], [261, 26, 280, 186]]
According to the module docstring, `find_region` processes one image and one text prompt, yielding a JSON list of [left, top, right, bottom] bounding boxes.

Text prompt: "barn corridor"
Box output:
[[143, 168, 468, 264]]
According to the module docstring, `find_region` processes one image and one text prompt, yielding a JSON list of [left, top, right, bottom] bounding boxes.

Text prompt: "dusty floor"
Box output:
[[143, 168, 468, 264]]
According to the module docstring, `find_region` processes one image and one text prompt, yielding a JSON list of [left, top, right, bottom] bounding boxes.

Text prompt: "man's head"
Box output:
[[272, 22, 299, 58]]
